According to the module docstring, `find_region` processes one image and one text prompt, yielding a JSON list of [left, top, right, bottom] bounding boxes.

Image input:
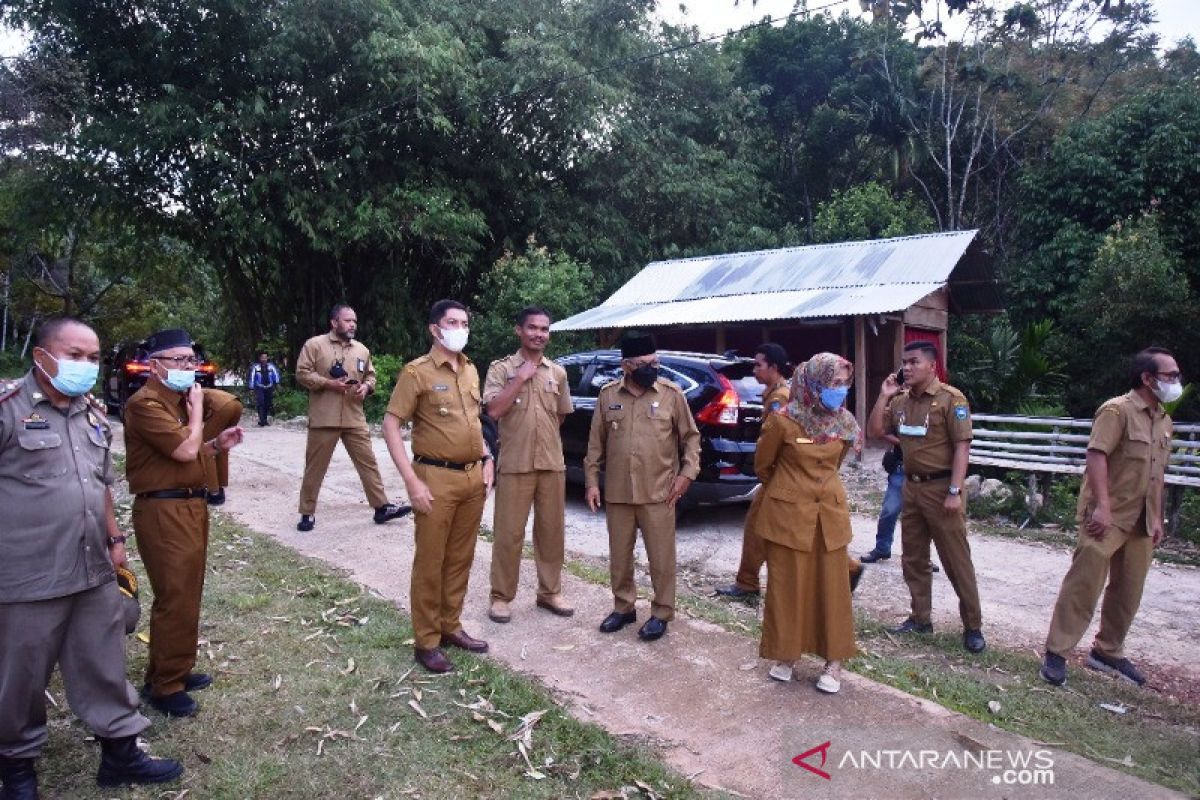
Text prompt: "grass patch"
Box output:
[[37, 513, 712, 800]]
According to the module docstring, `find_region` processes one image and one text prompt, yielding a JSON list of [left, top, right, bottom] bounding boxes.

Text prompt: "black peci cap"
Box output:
[[143, 328, 193, 355], [619, 334, 656, 360]]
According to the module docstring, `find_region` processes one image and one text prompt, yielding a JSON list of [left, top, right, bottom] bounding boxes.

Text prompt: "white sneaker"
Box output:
[[816, 673, 841, 694], [768, 663, 793, 682]]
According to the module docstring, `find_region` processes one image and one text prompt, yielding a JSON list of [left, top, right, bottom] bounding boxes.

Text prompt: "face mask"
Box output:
[[163, 368, 196, 393], [439, 326, 469, 353], [820, 386, 849, 410], [37, 351, 99, 397], [1153, 379, 1183, 404], [630, 364, 659, 389]]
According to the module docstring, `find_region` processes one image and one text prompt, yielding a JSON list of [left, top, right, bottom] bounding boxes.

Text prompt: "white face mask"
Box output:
[[1152, 379, 1183, 404], [439, 326, 469, 353]]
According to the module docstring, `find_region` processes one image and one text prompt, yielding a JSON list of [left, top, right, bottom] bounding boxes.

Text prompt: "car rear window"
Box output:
[[717, 362, 764, 403]]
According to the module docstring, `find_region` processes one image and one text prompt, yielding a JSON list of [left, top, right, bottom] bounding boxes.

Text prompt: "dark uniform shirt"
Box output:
[[884, 377, 972, 474], [482, 353, 573, 474], [1078, 391, 1173, 532], [0, 371, 116, 603], [584, 376, 701, 505], [386, 348, 485, 465], [123, 379, 214, 494]]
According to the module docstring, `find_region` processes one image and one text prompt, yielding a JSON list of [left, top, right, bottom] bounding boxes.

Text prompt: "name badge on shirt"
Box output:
[[608, 403, 622, 410], [898, 424, 928, 437], [433, 384, 449, 392], [795, 437, 814, 444], [22, 414, 49, 430], [357, 358, 366, 373]]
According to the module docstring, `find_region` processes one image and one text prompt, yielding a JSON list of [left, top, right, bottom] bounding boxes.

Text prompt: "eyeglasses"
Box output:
[[153, 355, 200, 368], [1156, 371, 1183, 381]]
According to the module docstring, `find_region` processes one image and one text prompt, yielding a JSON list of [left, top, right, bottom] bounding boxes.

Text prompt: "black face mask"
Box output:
[[630, 364, 659, 389]]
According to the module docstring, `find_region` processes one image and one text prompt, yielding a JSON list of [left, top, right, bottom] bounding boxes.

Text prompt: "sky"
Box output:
[[656, 0, 1200, 46], [2, 1, 1197, 56]]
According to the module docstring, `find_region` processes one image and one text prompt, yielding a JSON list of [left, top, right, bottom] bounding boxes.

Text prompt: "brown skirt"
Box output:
[[760, 526, 857, 662]]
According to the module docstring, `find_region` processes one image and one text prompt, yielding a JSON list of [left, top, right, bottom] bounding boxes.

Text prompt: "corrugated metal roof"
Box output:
[[554, 230, 984, 331]]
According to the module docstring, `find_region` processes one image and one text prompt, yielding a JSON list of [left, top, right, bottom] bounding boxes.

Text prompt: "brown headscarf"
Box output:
[[786, 352, 862, 447]]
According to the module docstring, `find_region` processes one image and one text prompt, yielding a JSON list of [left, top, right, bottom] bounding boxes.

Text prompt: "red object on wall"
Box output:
[[904, 326, 947, 381]]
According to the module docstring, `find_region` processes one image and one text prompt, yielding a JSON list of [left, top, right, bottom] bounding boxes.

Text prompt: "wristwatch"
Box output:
[[107, 535, 128, 546], [948, 485, 962, 496]]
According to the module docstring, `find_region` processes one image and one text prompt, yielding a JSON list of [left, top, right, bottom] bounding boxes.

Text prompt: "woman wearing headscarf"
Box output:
[[755, 352, 860, 694]]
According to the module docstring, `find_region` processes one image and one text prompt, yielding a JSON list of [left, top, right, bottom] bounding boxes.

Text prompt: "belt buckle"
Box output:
[[464, 460, 476, 472], [911, 474, 923, 483]]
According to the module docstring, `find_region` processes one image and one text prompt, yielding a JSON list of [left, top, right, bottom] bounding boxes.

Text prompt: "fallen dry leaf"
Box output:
[[552, 644, 575, 652], [408, 700, 427, 719], [341, 658, 356, 675]]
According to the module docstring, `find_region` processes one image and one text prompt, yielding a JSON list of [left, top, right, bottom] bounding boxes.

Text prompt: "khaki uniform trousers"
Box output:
[[203, 393, 243, 491], [299, 426, 389, 514], [900, 479, 982, 629], [1045, 520, 1154, 659], [0, 583, 148, 758], [732, 493, 767, 592], [134, 496, 209, 697], [489, 471, 566, 603], [411, 463, 486, 650], [606, 502, 676, 621]]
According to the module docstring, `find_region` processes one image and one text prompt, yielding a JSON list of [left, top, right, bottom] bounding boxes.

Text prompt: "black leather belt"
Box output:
[[137, 488, 210, 500], [906, 470, 952, 483], [413, 454, 479, 471]]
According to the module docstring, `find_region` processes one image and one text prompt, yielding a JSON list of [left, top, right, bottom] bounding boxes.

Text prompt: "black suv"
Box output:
[[102, 341, 218, 417], [556, 349, 767, 509]]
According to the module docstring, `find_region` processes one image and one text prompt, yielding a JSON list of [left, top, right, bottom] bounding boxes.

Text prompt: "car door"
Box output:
[[556, 354, 597, 471]]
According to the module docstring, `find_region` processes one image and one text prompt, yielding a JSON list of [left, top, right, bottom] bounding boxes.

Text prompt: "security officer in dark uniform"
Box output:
[[868, 340, 985, 653], [0, 317, 182, 799]]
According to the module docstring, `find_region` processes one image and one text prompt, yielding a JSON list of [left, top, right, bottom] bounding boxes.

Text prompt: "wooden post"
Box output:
[[894, 319, 905, 366], [854, 316, 867, 461]]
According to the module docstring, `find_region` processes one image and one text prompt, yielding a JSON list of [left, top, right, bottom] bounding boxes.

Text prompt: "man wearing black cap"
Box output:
[[584, 334, 700, 641], [123, 328, 245, 717]]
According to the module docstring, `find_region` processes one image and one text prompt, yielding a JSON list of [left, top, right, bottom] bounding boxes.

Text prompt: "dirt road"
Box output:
[[143, 420, 1195, 798]]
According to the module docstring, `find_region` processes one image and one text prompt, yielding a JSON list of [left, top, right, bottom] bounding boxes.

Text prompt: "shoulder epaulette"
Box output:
[[600, 379, 621, 392], [0, 380, 22, 407]]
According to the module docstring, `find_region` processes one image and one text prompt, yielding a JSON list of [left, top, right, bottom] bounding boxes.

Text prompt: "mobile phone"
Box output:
[[345, 379, 359, 385], [894, 369, 905, 386]]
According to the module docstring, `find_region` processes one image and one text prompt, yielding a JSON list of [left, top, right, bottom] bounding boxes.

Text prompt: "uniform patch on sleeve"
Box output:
[[954, 406, 969, 420], [768, 401, 782, 412]]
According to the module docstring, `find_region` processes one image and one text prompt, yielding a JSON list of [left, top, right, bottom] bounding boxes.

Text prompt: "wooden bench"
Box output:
[[969, 413, 1200, 535]]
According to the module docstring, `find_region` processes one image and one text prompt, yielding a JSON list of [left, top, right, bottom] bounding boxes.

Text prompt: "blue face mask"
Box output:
[[820, 386, 849, 410], [38, 351, 99, 397], [163, 368, 196, 393]]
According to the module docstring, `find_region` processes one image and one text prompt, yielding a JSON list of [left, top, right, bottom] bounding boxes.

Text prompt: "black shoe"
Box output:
[[714, 584, 759, 599], [964, 629, 986, 653], [96, 735, 184, 787], [637, 617, 668, 641], [1040, 652, 1067, 686], [850, 564, 865, 594], [297, 515, 315, 532], [206, 487, 226, 506], [0, 757, 38, 800], [888, 618, 933, 635], [374, 503, 413, 524], [142, 673, 211, 696], [598, 610, 637, 633], [1086, 648, 1147, 686], [860, 550, 890, 563], [145, 690, 198, 718]]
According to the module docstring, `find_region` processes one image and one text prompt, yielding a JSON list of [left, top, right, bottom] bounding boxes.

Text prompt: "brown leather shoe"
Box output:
[[414, 647, 455, 673], [440, 630, 489, 653], [488, 600, 511, 623], [536, 595, 575, 617]]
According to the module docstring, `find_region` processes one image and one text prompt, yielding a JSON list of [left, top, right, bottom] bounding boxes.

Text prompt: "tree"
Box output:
[[810, 182, 934, 242]]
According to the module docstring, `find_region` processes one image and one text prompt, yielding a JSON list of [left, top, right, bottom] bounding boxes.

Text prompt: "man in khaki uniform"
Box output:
[[124, 328, 246, 717], [383, 300, 494, 674], [868, 340, 985, 653], [1040, 347, 1179, 687], [585, 335, 700, 642], [295, 304, 408, 531], [483, 306, 575, 624], [1, 318, 183, 798], [716, 343, 792, 599]]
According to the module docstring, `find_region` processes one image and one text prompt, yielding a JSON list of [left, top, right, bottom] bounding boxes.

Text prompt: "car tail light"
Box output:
[[196, 363, 217, 374], [124, 362, 151, 375], [695, 373, 740, 426], [718, 465, 741, 476]]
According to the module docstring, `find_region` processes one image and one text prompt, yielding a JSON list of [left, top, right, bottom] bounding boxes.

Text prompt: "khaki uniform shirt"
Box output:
[[296, 332, 377, 429], [387, 347, 485, 465], [124, 380, 227, 494], [584, 377, 701, 504], [1078, 391, 1172, 532], [753, 414, 853, 552], [482, 353, 573, 474], [884, 377, 972, 474], [763, 380, 790, 414], [0, 372, 116, 603]]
